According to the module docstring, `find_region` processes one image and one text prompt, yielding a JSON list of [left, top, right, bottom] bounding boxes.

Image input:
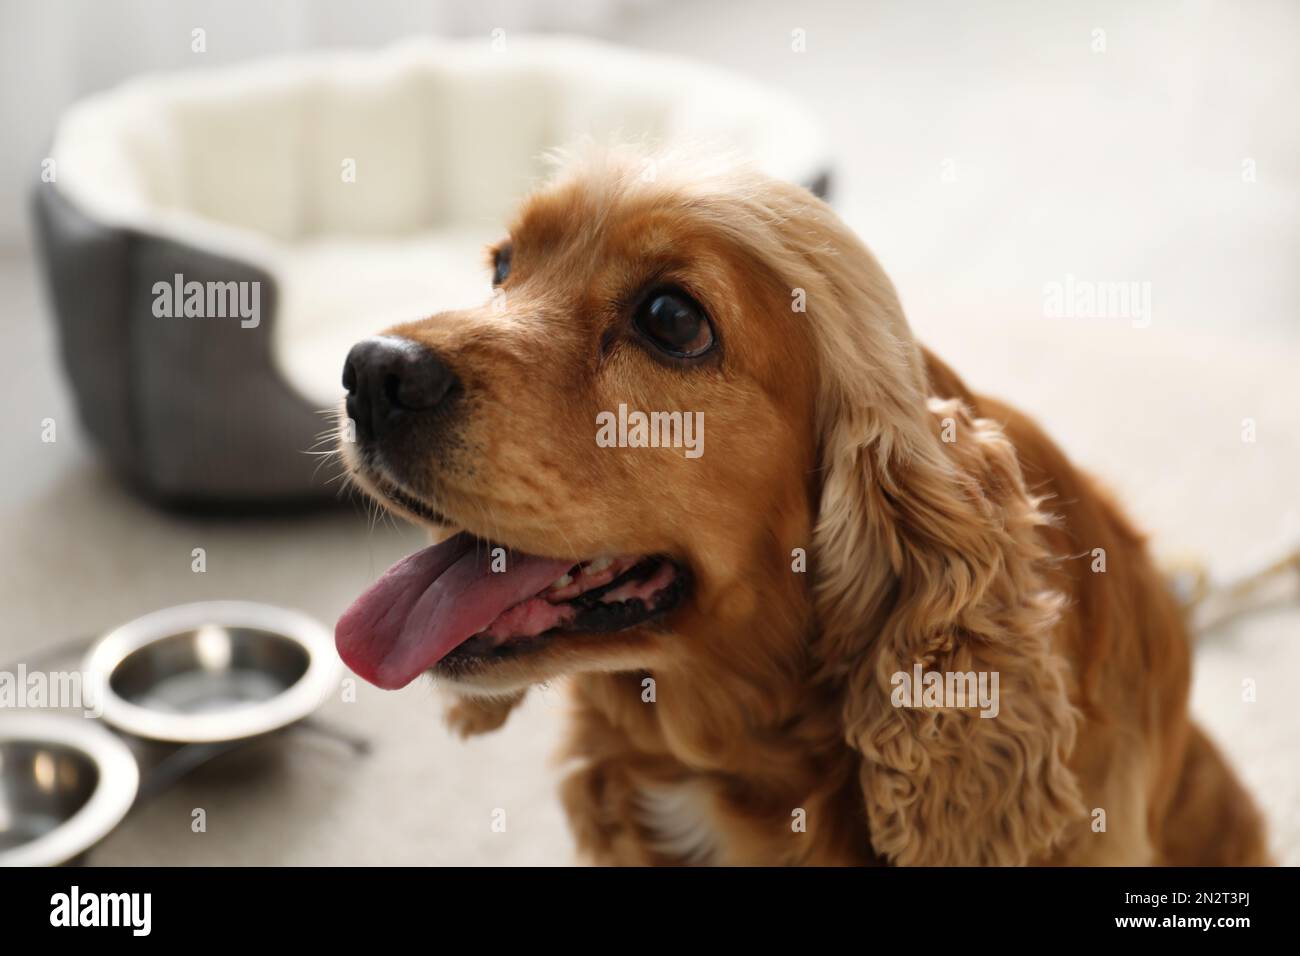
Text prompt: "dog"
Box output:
[[335, 148, 1269, 865]]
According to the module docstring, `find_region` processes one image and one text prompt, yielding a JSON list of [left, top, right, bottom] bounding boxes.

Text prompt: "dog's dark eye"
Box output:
[[492, 245, 512, 286], [634, 288, 714, 357]]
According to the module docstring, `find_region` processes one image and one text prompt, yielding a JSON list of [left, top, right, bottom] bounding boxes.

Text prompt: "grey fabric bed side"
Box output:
[[32, 184, 332, 508]]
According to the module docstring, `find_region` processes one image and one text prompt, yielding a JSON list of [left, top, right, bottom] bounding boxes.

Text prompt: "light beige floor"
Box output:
[[1, 0, 1297, 865]]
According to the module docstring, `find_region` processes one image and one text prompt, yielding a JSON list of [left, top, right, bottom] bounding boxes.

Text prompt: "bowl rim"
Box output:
[[0, 713, 140, 867], [83, 600, 339, 744]]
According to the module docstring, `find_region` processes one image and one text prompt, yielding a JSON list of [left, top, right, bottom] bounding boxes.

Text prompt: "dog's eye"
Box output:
[[492, 245, 512, 286], [634, 288, 714, 357]]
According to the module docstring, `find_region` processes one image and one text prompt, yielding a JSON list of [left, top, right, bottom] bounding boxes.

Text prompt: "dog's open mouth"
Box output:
[[335, 530, 689, 689]]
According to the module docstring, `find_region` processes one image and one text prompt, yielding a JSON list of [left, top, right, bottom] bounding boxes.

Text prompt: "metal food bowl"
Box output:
[[85, 601, 339, 744], [0, 715, 139, 867]]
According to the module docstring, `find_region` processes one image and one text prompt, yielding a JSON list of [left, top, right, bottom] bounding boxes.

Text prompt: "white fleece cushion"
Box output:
[[276, 228, 497, 403], [50, 36, 826, 408]]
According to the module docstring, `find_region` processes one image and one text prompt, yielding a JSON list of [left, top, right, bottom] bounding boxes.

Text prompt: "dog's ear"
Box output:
[[813, 394, 1085, 865], [443, 691, 526, 739]]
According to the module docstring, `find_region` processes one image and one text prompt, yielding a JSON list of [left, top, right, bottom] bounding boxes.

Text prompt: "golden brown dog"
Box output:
[[335, 149, 1269, 866]]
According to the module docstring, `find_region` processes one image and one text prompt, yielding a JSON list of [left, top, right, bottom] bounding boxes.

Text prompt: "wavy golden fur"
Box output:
[[362, 148, 1269, 865]]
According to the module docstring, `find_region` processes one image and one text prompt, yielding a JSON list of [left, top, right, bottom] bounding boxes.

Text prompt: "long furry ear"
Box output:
[[739, 178, 1085, 864], [814, 392, 1085, 865]]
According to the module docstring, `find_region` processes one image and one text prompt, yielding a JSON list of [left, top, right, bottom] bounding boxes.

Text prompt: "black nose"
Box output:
[[343, 336, 460, 443]]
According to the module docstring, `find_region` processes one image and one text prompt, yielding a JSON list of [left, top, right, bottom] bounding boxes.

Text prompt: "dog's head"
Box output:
[[336, 150, 875, 695]]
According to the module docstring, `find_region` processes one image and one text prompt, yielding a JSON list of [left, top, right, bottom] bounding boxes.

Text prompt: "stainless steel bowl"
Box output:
[[0, 714, 139, 866], [84, 601, 339, 744]]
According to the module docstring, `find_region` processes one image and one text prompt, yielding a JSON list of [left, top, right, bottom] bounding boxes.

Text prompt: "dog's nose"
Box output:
[[343, 336, 460, 442]]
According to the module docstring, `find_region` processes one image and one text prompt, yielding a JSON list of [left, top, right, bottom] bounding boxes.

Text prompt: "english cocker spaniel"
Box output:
[[335, 149, 1269, 866]]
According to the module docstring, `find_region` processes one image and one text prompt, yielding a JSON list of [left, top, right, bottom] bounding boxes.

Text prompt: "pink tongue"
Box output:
[[335, 532, 573, 689]]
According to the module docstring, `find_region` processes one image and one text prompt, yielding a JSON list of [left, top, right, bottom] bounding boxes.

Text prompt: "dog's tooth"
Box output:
[[551, 574, 573, 589], [584, 557, 613, 574]]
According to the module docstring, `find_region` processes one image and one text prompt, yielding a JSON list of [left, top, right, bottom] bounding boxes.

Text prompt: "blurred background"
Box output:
[[0, 0, 1297, 865]]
